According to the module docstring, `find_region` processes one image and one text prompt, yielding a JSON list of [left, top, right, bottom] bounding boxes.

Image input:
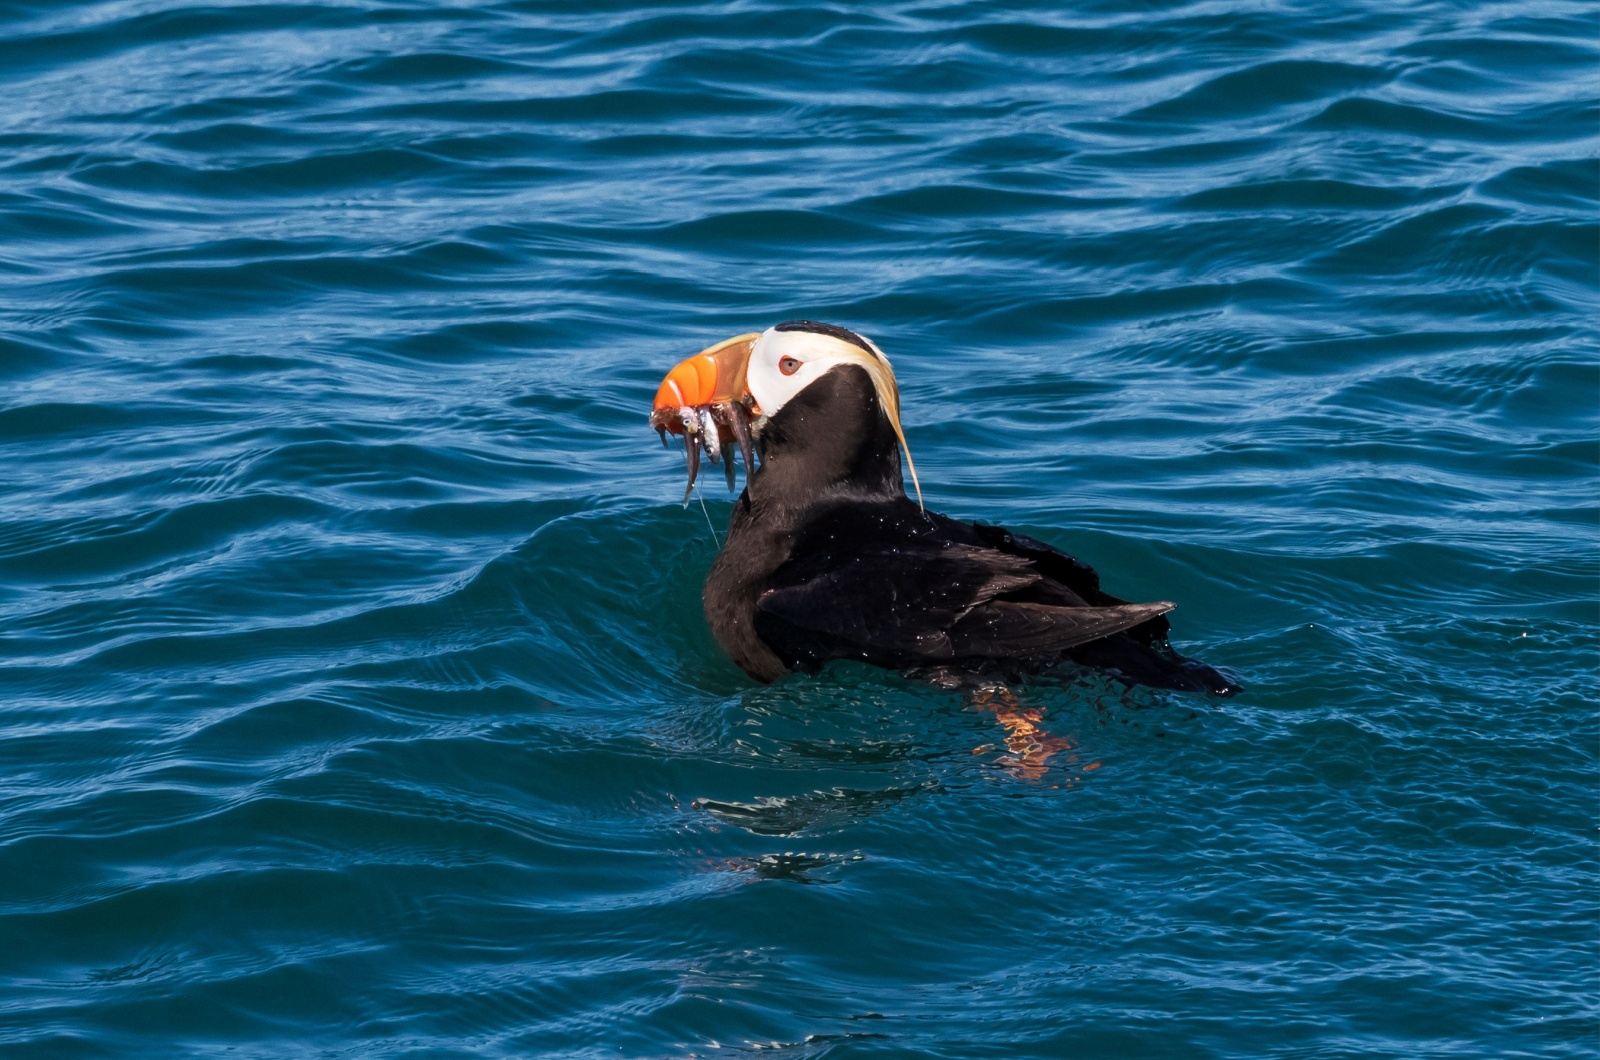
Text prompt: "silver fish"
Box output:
[[698, 407, 722, 463]]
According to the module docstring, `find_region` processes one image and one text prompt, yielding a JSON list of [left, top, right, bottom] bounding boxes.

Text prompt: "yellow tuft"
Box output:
[[839, 337, 924, 511]]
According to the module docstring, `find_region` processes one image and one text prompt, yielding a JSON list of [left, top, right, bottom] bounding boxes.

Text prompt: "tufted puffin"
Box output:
[[650, 321, 1237, 697]]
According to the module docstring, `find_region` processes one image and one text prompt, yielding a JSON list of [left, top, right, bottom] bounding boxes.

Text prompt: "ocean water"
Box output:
[[0, 0, 1595, 1055]]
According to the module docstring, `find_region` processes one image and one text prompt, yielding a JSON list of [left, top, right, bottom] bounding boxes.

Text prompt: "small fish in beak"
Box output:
[[650, 333, 761, 506], [698, 407, 722, 464]]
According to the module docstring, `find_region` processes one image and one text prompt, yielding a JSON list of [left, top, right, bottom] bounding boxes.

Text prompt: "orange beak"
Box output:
[[650, 332, 762, 504], [650, 332, 759, 432]]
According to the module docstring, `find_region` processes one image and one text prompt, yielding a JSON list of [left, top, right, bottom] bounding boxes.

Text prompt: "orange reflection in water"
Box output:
[[971, 687, 1099, 784]]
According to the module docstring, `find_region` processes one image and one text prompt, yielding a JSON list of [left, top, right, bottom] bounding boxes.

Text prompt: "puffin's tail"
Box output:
[[1069, 634, 1240, 697]]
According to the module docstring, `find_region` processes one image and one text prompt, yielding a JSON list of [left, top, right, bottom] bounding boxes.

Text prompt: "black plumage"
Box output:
[[701, 357, 1236, 696]]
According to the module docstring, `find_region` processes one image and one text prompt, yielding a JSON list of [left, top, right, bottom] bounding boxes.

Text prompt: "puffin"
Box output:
[[650, 321, 1237, 697]]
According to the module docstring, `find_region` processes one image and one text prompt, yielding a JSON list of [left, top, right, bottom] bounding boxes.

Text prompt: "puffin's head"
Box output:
[[650, 321, 923, 507]]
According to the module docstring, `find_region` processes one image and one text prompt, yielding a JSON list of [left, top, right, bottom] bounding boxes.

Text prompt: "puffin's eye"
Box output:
[[778, 356, 802, 376]]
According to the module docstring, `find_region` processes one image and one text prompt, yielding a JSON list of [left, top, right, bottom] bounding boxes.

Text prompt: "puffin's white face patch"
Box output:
[[745, 329, 876, 421], [744, 326, 924, 507]]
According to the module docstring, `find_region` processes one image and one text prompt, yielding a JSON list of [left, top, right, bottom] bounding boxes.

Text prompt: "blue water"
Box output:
[[1, 0, 1595, 1055]]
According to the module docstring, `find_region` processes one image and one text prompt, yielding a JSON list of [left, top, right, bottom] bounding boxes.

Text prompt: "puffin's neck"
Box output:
[[747, 363, 904, 512]]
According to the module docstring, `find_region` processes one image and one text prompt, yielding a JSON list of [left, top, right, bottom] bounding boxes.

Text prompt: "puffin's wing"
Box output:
[[947, 599, 1174, 658], [755, 541, 1171, 667], [971, 522, 1173, 642]]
